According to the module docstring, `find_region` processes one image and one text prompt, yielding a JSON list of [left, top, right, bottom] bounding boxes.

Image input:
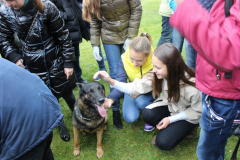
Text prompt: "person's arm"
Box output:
[[127, 0, 142, 40], [156, 111, 187, 130], [169, 111, 187, 123], [170, 0, 240, 72], [183, 86, 202, 123], [107, 59, 127, 104], [112, 72, 153, 95], [93, 71, 153, 95], [49, 0, 67, 20], [46, 2, 75, 68], [0, 10, 22, 63], [90, 15, 101, 47]]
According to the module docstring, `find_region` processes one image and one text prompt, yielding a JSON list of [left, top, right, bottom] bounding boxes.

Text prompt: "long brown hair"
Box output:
[[32, 0, 45, 13], [129, 32, 153, 56], [152, 43, 196, 103], [82, 0, 101, 22]]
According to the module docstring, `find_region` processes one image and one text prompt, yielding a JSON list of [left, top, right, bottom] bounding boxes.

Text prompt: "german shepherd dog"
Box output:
[[72, 82, 107, 158]]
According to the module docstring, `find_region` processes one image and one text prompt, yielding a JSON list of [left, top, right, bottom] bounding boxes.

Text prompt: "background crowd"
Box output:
[[0, 0, 240, 159]]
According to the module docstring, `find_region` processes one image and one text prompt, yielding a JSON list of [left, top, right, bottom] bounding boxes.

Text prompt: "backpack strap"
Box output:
[[216, 0, 234, 80], [225, 0, 234, 17]]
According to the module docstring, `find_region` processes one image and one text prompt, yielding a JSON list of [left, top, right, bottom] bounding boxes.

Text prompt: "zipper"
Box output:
[[140, 66, 142, 78]]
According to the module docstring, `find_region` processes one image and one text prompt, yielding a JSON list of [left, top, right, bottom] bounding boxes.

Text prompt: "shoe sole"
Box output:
[[144, 127, 155, 132]]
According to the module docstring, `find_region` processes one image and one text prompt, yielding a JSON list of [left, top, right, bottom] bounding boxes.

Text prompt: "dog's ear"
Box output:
[[76, 82, 84, 90]]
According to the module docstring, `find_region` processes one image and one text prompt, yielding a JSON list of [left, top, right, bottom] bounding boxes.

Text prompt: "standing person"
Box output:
[[0, 0, 76, 142], [94, 43, 202, 150], [78, 0, 107, 81], [50, 0, 89, 84], [104, 33, 154, 130], [170, 0, 240, 159], [184, 0, 215, 70], [0, 58, 63, 160], [157, 0, 173, 47], [82, 0, 142, 129]]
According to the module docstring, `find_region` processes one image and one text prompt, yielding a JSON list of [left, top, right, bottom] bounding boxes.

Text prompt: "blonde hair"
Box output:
[[129, 32, 153, 56], [82, 0, 102, 22]]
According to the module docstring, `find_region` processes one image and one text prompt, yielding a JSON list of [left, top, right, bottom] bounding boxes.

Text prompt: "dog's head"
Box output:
[[77, 82, 106, 117]]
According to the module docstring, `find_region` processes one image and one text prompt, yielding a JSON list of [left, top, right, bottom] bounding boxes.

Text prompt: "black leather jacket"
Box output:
[[50, 0, 90, 43], [0, 0, 76, 98]]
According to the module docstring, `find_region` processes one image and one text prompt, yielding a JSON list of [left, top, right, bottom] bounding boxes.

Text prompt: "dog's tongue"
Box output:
[[96, 104, 107, 117]]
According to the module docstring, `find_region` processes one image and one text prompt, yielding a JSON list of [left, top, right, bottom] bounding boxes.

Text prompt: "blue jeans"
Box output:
[[197, 93, 240, 160], [157, 16, 173, 47], [103, 43, 125, 79], [185, 40, 197, 70], [87, 28, 106, 71], [97, 47, 107, 71], [172, 28, 184, 53], [103, 43, 125, 111], [73, 43, 82, 80], [122, 92, 154, 123]]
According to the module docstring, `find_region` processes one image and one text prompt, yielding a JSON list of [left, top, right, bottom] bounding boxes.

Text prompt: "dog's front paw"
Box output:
[[96, 148, 103, 159], [73, 149, 80, 157]]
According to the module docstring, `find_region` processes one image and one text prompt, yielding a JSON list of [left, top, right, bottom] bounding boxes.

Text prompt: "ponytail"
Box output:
[[129, 32, 153, 56]]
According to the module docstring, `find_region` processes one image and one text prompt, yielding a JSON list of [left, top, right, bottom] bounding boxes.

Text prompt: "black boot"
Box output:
[[58, 119, 70, 142], [113, 110, 123, 129]]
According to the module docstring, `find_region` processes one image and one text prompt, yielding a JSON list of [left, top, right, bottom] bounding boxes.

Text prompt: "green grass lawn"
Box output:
[[51, 0, 239, 159]]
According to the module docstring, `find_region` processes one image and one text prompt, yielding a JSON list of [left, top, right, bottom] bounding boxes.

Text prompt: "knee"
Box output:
[[155, 135, 174, 151], [142, 109, 154, 123], [123, 114, 138, 124], [135, 99, 152, 110]]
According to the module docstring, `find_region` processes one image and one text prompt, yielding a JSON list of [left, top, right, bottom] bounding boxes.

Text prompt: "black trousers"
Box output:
[[62, 90, 75, 111], [18, 132, 54, 160], [143, 105, 197, 150]]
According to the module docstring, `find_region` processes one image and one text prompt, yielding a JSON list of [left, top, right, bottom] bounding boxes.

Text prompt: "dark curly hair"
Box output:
[[152, 43, 196, 103]]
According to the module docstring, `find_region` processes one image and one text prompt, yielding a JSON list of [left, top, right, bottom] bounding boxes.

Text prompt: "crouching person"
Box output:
[[94, 43, 202, 150]]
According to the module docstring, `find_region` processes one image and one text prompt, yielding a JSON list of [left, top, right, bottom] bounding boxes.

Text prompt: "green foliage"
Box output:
[[51, 0, 239, 159]]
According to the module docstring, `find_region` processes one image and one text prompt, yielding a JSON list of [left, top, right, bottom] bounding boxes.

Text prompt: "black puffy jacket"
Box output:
[[0, 0, 76, 98], [50, 0, 90, 43]]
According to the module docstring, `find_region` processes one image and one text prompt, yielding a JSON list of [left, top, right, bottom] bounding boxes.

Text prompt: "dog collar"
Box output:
[[75, 106, 97, 121]]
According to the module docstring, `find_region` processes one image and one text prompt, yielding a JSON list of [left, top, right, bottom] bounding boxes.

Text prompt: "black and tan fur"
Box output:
[[72, 82, 107, 158]]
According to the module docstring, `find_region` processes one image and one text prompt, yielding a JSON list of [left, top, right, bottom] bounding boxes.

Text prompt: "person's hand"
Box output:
[[156, 117, 170, 130], [93, 46, 102, 61], [93, 71, 115, 86], [123, 39, 131, 50], [103, 98, 113, 109], [64, 68, 73, 80], [15, 59, 25, 68], [129, 95, 140, 98]]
